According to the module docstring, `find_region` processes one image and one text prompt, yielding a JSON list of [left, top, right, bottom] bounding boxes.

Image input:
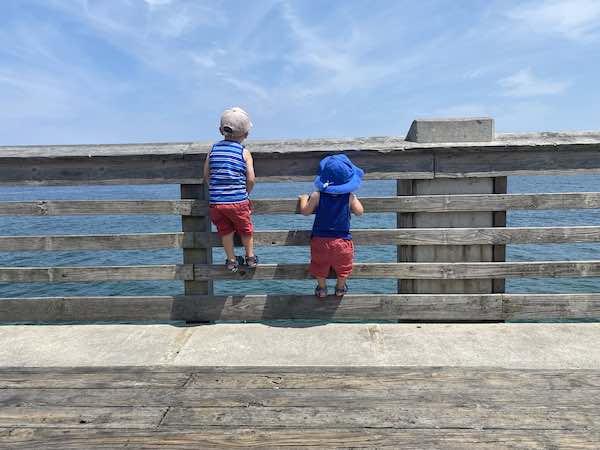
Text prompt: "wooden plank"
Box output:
[[0, 265, 192, 282], [181, 184, 212, 297], [0, 406, 165, 429], [0, 296, 177, 322], [162, 404, 600, 430], [246, 192, 600, 214], [2, 132, 600, 159], [503, 293, 600, 320], [2, 294, 599, 323], [2, 427, 598, 449], [2, 226, 600, 252], [1, 192, 599, 217], [0, 369, 191, 389], [1, 385, 598, 408], [0, 233, 185, 251], [2, 132, 600, 185], [182, 366, 600, 390], [492, 176, 507, 293], [175, 293, 600, 321], [172, 294, 503, 321], [435, 144, 600, 177], [396, 180, 415, 293], [193, 261, 600, 280], [0, 200, 194, 216], [1, 364, 599, 448], [395, 177, 496, 294], [4, 366, 600, 390]]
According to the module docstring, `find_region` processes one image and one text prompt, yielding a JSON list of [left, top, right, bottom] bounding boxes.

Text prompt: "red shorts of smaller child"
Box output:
[[309, 237, 354, 279], [209, 200, 253, 236]]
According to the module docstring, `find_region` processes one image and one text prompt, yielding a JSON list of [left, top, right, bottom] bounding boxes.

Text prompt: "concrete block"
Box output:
[[405, 117, 494, 143]]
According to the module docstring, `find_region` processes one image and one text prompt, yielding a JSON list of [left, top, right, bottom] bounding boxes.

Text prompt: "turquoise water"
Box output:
[[0, 175, 599, 298]]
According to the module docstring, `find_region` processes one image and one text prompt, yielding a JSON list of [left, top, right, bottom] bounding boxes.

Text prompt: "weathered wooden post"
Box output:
[[398, 118, 506, 294], [180, 183, 213, 305]]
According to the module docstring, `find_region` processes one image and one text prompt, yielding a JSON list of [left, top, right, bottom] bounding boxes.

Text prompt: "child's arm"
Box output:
[[244, 148, 256, 194], [203, 155, 210, 186], [350, 193, 364, 216], [298, 192, 320, 216]]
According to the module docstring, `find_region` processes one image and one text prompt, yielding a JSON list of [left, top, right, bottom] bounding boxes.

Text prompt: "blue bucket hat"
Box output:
[[314, 154, 364, 194]]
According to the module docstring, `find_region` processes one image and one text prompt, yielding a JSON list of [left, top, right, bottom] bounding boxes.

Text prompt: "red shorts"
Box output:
[[309, 237, 354, 279], [209, 200, 253, 236]]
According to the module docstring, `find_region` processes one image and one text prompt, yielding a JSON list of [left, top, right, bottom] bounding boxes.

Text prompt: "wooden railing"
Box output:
[[1, 130, 600, 322]]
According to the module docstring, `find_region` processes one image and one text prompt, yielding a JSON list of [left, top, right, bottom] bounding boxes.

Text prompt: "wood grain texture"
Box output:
[[492, 176, 507, 293], [0, 200, 195, 216], [245, 192, 600, 214], [2, 294, 600, 322], [181, 184, 212, 296], [0, 406, 165, 428], [193, 261, 600, 280], [1, 132, 600, 184], [0, 265, 192, 282], [1, 365, 599, 448], [3, 226, 599, 251], [395, 177, 496, 294], [1, 192, 598, 216], [162, 404, 600, 429], [2, 427, 599, 449], [0, 233, 185, 251]]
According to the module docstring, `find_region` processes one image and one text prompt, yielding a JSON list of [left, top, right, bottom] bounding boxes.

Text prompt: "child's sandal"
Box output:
[[245, 255, 258, 268], [225, 258, 240, 273], [335, 284, 348, 297], [315, 286, 328, 298]]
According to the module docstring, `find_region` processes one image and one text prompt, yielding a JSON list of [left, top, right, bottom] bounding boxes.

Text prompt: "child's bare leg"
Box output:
[[336, 276, 347, 290], [316, 277, 327, 289], [221, 232, 236, 261], [241, 233, 254, 257]]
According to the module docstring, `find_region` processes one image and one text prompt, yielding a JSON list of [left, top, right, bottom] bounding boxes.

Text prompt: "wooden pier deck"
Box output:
[[0, 365, 598, 449]]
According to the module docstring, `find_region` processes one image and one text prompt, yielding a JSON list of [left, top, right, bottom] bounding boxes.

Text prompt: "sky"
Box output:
[[1, 0, 600, 145]]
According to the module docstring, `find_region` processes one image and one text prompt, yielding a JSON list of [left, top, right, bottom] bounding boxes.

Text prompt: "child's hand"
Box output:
[[298, 194, 309, 202]]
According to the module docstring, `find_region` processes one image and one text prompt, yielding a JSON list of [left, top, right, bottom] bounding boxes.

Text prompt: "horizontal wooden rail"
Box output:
[[193, 261, 600, 280], [1, 192, 599, 217], [1, 294, 599, 322], [196, 226, 600, 247], [1, 132, 600, 184], [248, 192, 600, 214], [2, 226, 600, 251], [0, 200, 195, 216], [0, 265, 192, 282], [2, 261, 599, 282], [0, 233, 186, 251]]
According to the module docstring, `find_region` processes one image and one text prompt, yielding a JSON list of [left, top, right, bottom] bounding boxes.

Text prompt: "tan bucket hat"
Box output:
[[220, 107, 253, 136]]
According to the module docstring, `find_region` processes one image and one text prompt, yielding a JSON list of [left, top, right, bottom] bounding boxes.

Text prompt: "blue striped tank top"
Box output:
[[208, 140, 248, 204]]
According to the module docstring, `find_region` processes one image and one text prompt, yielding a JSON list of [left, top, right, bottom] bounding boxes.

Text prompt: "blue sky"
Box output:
[[1, 0, 600, 145]]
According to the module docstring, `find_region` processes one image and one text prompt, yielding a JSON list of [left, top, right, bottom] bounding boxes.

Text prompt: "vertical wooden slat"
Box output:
[[181, 184, 213, 298], [492, 177, 508, 293], [397, 180, 415, 293]]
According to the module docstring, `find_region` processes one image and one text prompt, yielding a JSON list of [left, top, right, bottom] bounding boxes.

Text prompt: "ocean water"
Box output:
[[0, 175, 599, 300]]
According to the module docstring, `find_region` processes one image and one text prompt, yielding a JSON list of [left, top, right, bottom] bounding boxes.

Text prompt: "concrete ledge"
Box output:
[[405, 117, 494, 143], [1, 323, 599, 369]]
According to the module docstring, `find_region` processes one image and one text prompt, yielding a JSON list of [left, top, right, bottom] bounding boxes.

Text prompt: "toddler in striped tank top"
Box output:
[[203, 107, 257, 273]]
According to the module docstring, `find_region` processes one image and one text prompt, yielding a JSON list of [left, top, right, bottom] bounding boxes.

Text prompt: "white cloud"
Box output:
[[278, 2, 415, 98], [508, 0, 600, 41], [499, 68, 569, 97]]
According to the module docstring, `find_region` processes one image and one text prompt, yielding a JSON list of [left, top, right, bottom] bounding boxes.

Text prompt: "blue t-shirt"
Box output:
[[208, 140, 248, 204], [312, 192, 352, 239]]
